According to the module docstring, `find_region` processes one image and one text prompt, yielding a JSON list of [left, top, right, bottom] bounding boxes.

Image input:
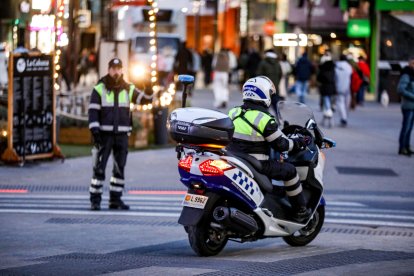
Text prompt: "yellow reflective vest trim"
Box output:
[[93, 83, 135, 107], [228, 107, 273, 142]]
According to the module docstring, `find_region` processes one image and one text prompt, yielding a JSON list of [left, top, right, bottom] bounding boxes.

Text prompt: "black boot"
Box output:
[[293, 206, 312, 222], [289, 191, 311, 222], [109, 191, 130, 210], [90, 193, 101, 211]]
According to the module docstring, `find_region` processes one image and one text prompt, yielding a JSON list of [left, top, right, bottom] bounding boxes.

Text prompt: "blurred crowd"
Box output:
[[173, 42, 372, 128]]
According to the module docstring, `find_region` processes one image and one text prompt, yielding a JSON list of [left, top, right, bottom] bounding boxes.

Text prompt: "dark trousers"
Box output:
[[399, 108, 414, 151], [90, 132, 129, 202], [261, 159, 306, 208]]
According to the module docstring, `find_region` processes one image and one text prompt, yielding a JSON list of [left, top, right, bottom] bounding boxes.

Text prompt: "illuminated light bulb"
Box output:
[[150, 23, 155, 28], [154, 8, 159, 13], [151, 63, 156, 68], [143, 105, 148, 111], [54, 84, 60, 90], [150, 31, 155, 36], [151, 55, 157, 61], [54, 73, 59, 78], [151, 77, 157, 82], [56, 65, 61, 70], [151, 71, 157, 76], [1, 130, 7, 137], [149, 10, 154, 15], [149, 16, 155, 21]]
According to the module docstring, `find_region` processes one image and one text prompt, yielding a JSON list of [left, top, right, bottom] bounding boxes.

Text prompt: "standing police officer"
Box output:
[[88, 58, 151, 211], [228, 76, 311, 221]]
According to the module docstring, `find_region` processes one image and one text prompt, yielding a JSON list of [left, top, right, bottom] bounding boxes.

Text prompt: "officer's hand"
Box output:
[[292, 136, 307, 152], [91, 130, 102, 148]]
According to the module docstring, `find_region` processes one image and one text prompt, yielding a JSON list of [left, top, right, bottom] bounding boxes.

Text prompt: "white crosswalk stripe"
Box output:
[[0, 194, 413, 228]]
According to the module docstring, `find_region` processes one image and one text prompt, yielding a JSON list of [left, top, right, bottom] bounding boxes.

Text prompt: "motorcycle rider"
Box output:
[[88, 58, 151, 211], [227, 76, 311, 221]]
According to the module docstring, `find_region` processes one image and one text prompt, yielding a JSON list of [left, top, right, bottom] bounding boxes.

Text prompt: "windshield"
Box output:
[[276, 101, 315, 129]]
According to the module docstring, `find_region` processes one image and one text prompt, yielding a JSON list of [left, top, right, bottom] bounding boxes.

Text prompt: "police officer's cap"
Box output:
[[108, 58, 123, 68]]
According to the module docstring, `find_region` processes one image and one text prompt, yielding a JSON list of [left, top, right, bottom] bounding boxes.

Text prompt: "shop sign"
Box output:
[[273, 33, 308, 47], [347, 19, 370, 38], [263, 21, 285, 36], [376, 0, 414, 11]]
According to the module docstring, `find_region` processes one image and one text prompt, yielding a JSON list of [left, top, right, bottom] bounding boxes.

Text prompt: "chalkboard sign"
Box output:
[[1, 53, 62, 163], [12, 54, 54, 156]]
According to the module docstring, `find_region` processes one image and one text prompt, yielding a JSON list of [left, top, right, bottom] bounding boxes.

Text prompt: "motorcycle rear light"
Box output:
[[190, 182, 205, 195], [178, 155, 193, 172], [199, 159, 234, 176]]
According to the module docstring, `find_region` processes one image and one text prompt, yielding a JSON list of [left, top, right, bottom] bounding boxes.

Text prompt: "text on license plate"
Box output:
[[182, 193, 208, 209]]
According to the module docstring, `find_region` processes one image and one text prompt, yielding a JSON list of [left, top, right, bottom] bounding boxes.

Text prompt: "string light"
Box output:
[[149, 0, 158, 96], [53, 0, 65, 93]]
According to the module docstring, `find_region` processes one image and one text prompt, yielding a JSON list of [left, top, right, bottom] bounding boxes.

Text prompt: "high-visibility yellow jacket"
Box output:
[[228, 102, 293, 160]]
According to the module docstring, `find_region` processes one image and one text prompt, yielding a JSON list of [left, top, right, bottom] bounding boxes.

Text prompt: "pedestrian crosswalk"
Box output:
[[0, 194, 413, 228]]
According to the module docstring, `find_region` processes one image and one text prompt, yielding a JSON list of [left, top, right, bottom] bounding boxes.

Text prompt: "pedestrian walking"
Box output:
[[212, 48, 230, 109], [77, 48, 89, 87], [294, 52, 314, 103], [397, 56, 414, 157], [317, 53, 336, 127], [334, 54, 353, 127], [278, 53, 292, 99], [256, 49, 282, 113], [88, 58, 152, 210], [173, 41, 194, 95], [357, 56, 370, 106], [349, 56, 363, 110], [245, 47, 262, 81], [201, 48, 213, 87]]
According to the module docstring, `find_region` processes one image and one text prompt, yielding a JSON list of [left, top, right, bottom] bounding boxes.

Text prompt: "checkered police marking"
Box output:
[[232, 171, 260, 196]]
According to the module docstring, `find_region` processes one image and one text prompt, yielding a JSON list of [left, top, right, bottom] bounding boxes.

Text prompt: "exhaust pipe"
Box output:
[[213, 206, 258, 235]]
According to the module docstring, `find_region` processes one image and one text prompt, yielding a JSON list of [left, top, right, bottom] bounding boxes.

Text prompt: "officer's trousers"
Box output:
[[90, 132, 129, 201]]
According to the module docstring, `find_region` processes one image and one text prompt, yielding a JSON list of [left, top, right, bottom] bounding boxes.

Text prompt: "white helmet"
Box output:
[[242, 76, 276, 107]]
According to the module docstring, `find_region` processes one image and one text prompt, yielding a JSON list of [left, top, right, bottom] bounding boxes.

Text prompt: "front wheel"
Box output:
[[188, 216, 228, 256], [283, 205, 325, 247]]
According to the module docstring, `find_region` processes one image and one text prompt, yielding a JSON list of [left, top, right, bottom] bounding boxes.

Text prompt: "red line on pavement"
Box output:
[[0, 189, 29, 193], [128, 190, 186, 195]]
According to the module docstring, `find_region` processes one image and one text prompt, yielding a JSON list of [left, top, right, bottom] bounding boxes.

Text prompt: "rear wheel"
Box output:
[[188, 215, 228, 256], [283, 205, 325, 247]]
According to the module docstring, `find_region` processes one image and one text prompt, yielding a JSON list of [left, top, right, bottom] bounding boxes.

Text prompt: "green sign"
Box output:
[[347, 19, 371, 38], [376, 0, 414, 11]]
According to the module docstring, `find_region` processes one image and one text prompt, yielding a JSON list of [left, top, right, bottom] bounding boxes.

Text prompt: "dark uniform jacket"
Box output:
[[88, 75, 151, 133]]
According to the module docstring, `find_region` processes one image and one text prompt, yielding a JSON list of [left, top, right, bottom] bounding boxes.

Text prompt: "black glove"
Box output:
[[292, 136, 307, 152], [91, 129, 102, 148]]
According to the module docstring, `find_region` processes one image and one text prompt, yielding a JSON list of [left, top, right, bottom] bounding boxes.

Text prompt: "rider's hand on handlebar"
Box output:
[[292, 136, 307, 151]]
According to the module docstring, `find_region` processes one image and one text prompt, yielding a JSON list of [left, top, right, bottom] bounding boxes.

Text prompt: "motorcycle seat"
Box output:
[[224, 150, 273, 193]]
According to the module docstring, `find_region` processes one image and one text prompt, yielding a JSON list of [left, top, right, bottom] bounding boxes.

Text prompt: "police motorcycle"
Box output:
[[167, 75, 336, 256]]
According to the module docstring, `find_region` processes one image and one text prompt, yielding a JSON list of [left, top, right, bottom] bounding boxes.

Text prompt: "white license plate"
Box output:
[[182, 193, 208, 209]]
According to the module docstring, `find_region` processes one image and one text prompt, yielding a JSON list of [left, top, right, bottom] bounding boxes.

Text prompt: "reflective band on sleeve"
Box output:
[[100, 125, 132, 132], [265, 129, 283, 142], [89, 122, 100, 129], [110, 176, 125, 184], [89, 103, 101, 110], [109, 185, 124, 192], [288, 139, 294, 151], [252, 113, 264, 137]]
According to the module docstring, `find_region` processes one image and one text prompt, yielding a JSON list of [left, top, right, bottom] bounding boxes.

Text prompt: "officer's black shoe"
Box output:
[[293, 207, 312, 222], [90, 202, 101, 211], [109, 200, 130, 210]]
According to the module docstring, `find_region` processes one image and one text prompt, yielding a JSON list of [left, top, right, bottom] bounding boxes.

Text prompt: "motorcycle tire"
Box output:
[[188, 216, 228, 256], [283, 205, 325, 247]]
